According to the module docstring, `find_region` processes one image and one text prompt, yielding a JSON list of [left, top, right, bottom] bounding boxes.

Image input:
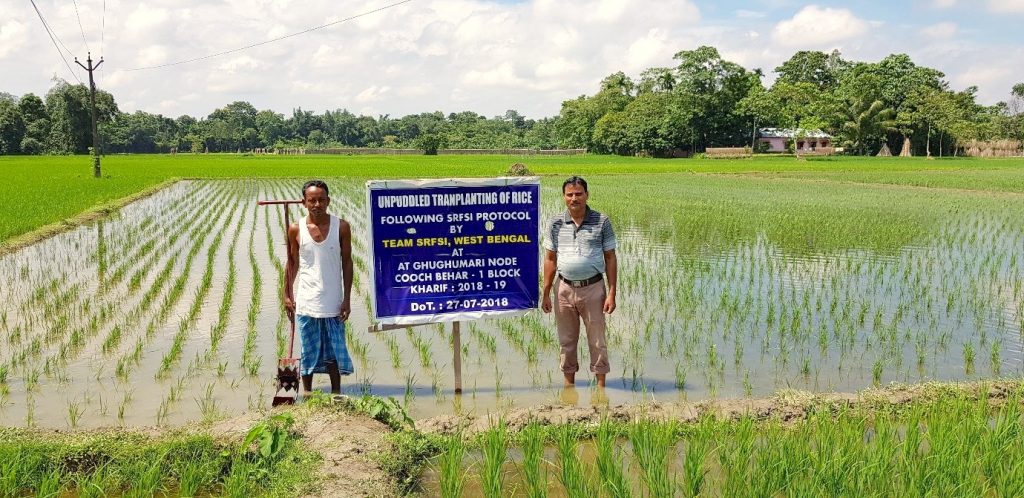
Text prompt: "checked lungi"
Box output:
[[296, 315, 354, 377]]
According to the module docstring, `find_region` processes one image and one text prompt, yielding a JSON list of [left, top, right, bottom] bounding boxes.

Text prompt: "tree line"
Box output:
[[1, 47, 1022, 156], [564, 47, 1024, 156]]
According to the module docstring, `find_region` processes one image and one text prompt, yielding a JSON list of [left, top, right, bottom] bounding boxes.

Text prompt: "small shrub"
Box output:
[[507, 163, 531, 176]]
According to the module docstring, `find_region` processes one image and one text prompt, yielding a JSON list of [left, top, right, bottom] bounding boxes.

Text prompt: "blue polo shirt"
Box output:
[[543, 206, 616, 281]]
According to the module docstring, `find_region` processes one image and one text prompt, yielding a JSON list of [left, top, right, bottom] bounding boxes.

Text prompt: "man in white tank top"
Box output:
[[284, 180, 354, 394]]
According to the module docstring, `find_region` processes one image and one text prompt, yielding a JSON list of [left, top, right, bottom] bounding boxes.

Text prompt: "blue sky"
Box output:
[[701, 0, 1020, 44], [2, 0, 1021, 118]]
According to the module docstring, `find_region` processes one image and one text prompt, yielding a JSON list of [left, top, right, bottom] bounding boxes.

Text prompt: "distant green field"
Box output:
[[2, 153, 1024, 244]]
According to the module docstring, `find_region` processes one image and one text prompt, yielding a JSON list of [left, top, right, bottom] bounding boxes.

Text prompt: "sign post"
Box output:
[[367, 177, 541, 394]]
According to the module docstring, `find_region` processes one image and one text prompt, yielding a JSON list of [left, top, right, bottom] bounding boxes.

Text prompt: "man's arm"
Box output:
[[541, 249, 557, 313], [339, 219, 353, 321], [284, 223, 300, 318], [603, 249, 617, 314]]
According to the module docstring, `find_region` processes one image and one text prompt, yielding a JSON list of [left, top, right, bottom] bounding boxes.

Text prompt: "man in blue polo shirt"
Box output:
[[541, 176, 617, 388]]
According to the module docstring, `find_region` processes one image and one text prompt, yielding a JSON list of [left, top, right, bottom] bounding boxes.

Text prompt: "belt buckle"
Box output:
[[571, 279, 583, 288]]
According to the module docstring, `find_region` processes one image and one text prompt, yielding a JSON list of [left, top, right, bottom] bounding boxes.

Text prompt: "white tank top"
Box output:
[[294, 215, 345, 318]]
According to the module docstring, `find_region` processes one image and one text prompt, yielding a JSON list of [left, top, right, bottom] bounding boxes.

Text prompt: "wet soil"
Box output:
[[415, 379, 1024, 437]]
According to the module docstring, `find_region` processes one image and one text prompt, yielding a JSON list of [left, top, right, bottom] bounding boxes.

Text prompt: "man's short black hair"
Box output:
[[302, 179, 329, 199], [562, 175, 588, 193]]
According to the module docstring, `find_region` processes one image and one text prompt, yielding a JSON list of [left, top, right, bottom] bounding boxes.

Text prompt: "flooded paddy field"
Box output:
[[1, 173, 1023, 428]]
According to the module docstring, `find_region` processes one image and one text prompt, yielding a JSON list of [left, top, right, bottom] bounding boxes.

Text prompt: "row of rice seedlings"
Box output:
[[10, 183, 199, 333], [602, 214, 1024, 397], [98, 224, 157, 294], [264, 181, 289, 359], [96, 212, 201, 357], [32, 184, 219, 387], [160, 183, 260, 421], [0, 184, 206, 394], [445, 387, 1024, 496], [240, 197, 262, 375], [209, 190, 248, 353], [111, 193, 226, 382], [155, 192, 239, 378]]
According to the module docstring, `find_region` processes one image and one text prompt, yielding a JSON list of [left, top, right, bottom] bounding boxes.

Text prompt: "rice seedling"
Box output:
[[595, 418, 631, 498], [964, 342, 976, 374], [438, 434, 468, 498], [196, 384, 221, 423], [872, 359, 884, 386], [404, 373, 417, 404], [630, 418, 677, 497], [674, 362, 687, 390], [66, 399, 84, 428], [990, 340, 1001, 374], [682, 418, 713, 497], [246, 356, 262, 377], [520, 421, 548, 498], [481, 422, 508, 498], [555, 424, 594, 498]]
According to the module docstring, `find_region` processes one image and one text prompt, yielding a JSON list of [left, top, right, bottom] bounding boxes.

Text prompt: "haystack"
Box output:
[[899, 137, 913, 157], [963, 140, 1022, 157], [876, 142, 892, 157]]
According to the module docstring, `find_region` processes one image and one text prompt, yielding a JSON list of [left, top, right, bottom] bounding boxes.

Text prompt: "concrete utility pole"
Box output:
[[75, 52, 104, 178]]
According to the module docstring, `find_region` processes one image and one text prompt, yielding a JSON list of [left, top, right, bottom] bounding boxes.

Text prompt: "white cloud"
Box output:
[[355, 85, 391, 103], [988, 0, 1024, 13], [0, 21, 28, 59], [921, 22, 958, 38], [933, 0, 957, 7], [772, 6, 870, 48], [3, 0, 1021, 119], [952, 66, 1012, 90], [623, 28, 676, 72]]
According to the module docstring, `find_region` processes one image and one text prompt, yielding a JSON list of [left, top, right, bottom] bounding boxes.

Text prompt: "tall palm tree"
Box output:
[[842, 99, 897, 155]]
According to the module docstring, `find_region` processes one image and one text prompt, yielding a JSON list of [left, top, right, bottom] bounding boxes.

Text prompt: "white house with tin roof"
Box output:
[[757, 128, 832, 152]]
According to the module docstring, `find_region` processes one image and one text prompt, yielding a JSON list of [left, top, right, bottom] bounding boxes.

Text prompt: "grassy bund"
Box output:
[[2, 153, 1024, 496]]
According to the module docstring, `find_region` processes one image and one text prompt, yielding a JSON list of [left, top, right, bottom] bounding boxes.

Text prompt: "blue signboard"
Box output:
[[367, 177, 541, 325]]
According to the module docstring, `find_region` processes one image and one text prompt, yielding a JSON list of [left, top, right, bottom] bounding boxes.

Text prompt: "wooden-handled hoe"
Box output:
[[257, 199, 304, 406]]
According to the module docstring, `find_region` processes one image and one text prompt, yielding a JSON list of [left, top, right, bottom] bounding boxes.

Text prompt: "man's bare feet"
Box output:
[[563, 372, 575, 386]]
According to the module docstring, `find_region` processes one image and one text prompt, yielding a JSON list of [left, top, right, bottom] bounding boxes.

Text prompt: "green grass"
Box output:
[[0, 422, 317, 498], [4, 154, 1024, 244]]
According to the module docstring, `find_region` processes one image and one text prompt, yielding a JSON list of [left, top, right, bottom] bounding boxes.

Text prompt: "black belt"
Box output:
[[560, 273, 602, 288]]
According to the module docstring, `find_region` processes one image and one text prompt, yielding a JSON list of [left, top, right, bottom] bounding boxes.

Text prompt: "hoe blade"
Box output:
[[272, 358, 300, 406]]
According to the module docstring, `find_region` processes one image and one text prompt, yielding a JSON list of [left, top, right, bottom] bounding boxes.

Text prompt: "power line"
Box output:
[[124, 0, 415, 71], [31, 0, 77, 57], [28, 0, 82, 83], [72, 0, 91, 53]]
